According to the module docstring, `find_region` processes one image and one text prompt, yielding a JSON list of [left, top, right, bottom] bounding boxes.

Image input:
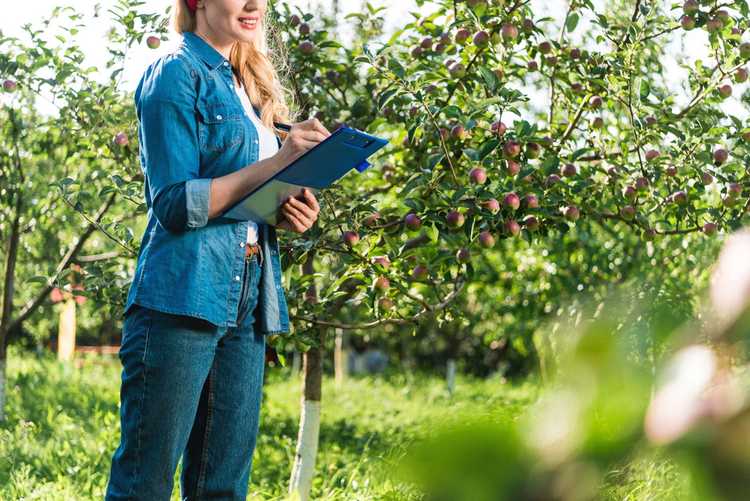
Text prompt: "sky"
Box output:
[[0, 0, 746, 121]]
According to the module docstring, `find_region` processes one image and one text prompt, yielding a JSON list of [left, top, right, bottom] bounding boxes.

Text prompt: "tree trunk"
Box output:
[[288, 252, 324, 501], [0, 196, 21, 422], [333, 327, 348, 386], [446, 358, 457, 396], [288, 333, 323, 501]]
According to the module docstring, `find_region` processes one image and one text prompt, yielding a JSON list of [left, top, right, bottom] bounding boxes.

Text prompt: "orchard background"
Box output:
[[1, 0, 750, 500]]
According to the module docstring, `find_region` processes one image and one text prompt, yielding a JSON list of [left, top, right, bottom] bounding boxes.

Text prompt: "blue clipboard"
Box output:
[[221, 126, 388, 225]]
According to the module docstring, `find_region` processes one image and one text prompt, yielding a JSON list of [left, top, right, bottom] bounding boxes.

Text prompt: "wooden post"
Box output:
[[334, 327, 348, 386], [57, 297, 76, 361]]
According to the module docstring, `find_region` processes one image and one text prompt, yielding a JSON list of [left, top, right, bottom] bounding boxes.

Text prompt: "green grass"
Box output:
[[1, 348, 691, 500]]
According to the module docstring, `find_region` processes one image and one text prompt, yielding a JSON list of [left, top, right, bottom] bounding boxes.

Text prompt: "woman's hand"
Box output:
[[274, 118, 330, 168], [276, 188, 320, 234]]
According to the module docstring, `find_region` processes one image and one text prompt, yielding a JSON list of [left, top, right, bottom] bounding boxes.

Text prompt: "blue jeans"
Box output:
[[106, 252, 264, 500]]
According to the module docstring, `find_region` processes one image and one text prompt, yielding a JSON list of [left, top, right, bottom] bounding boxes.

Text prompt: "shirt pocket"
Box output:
[[196, 102, 245, 153]]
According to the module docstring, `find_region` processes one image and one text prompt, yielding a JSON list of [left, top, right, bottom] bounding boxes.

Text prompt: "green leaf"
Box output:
[[566, 12, 580, 33], [639, 80, 650, 100]]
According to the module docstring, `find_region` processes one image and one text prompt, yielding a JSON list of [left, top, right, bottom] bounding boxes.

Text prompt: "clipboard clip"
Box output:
[[355, 160, 371, 173]]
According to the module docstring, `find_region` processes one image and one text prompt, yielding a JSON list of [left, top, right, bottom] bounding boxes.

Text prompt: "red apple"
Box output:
[[681, 15, 696, 30], [289, 14, 301, 26], [469, 167, 487, 185], [672, 190, 688, 206], [342, 231, 360, 247], [298, 40, 316, 55], [373, 276, 390, 294], [505, 160, 521, 176], [420, 36, 433, 49], [702, 222, 718, 235], [378, 297, 394, 311], [523, 193, 539, 209], [591, 117, 604, 129], [2, 79, 16, 92], [491, 120, 507, 137], [481, 198, 500, 214], [635, 176, 650, 192], [455, 28, 471, 44], [701, 172, 714, 185], [479, 231, 496, 248], [545, 174, 562, 187], [713, 148, 729, 165], [451, 124, 466, 140], [620, 205, 636, 220], [446, 210, 465, 228], [371, 255, 391, 269], [526, 142, 541, 159], [503, 192, 521, 211], [146, 36, 161, 49], [411, 265, 429, 281], [645, 149, 660, 162], [642, 228, 657, 241], [538, 41, 552, 54], [504, 219, 521, 236], [589, 95, 603, 109], [735, 68, 748, 83], [113, 132, 129, 146], [503, 141, 521, 159], [404, 213, 422, 231], [527, 60, 539, 72], [623, 185, 637, 201], [665, 165, 678, 177], [456, 247, 472, 263], [299, 23, 311, 35], [741, 42, 750, 60], [501, 23, 519, 42], [523, 215, 540, 231], [473, 30, 490, 47], [706, 17, 723, 33], [363, 212, 381, 227], [564, 205, 580, 221], [728, 183, 742, 198], [561, 163, 577, 177], [718, 84, 732, 99]]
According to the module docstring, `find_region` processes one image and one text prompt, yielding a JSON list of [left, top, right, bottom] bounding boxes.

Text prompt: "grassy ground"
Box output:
[[1, 348, 688, 500]]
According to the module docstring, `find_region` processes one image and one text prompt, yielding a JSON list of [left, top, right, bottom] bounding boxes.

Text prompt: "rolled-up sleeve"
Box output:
[[136, 55, 210, 233]]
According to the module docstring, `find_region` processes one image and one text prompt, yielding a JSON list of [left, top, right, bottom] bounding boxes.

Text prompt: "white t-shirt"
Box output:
[[233, 77, 280, 244]]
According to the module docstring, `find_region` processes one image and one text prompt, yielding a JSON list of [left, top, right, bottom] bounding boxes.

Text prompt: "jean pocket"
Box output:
[[196, 102, 244, 153], [120, 305, 153, 363]]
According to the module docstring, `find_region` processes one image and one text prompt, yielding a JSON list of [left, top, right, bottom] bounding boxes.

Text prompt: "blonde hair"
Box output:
[[172, 0, 297, 138]]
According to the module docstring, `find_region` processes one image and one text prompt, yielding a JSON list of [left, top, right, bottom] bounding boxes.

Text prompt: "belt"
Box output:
[[245, 242, 262, 266]]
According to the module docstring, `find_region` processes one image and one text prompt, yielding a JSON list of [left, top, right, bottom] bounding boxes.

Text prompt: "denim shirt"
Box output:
[[124, 31, 290, 335]]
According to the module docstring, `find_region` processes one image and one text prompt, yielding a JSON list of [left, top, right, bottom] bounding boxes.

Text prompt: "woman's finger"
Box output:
[[302, 189, 320, 212], [295, 129, 328, 144], [283, 202, 313, 228], [287, 195, 317, 218], [282, 208, 306, 233]]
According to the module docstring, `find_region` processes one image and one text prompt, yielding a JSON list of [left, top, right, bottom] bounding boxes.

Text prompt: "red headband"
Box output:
[[186, 0, 198, 11]]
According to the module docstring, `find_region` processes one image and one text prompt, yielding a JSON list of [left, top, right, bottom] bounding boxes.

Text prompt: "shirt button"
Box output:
[[223, 61, 229, 67], [239, 242, 245, 247], [235, 275, 241, 281], [254, 139, 258, 144], [216, 114, 223, 120]]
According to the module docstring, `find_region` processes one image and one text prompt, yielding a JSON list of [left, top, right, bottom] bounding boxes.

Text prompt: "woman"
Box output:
[[105, 1, 329, 499]]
